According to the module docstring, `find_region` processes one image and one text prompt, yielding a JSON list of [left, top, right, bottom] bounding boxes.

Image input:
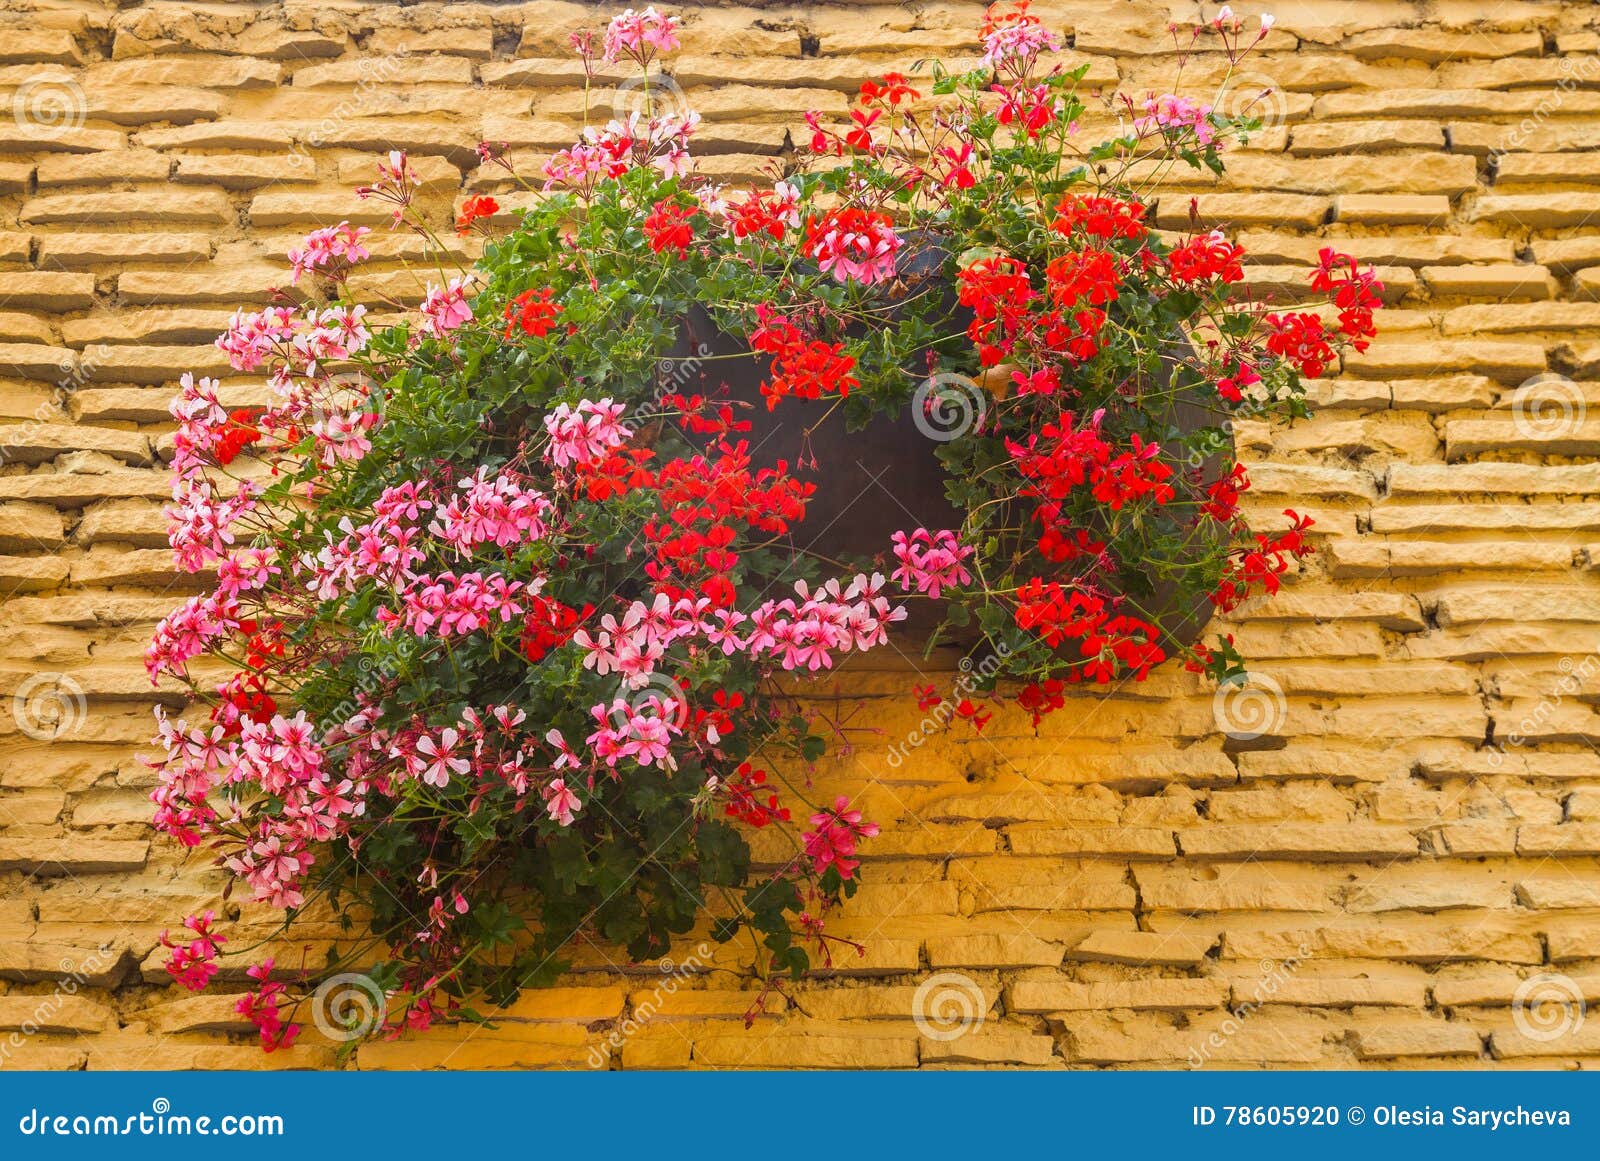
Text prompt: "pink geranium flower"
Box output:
[[602, 6, 680, 62], [890, 528, 974, 600], [542, 778, 582, 826], [419, 277, 474, 338]]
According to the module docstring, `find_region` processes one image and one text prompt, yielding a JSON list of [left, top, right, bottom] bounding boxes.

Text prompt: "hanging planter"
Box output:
[[666, 234, 967, 639], [146, 3, 1382, 1051], [667, 231, 1236, 659]]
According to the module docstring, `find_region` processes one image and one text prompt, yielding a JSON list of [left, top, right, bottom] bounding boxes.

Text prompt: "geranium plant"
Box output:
[[149, 3, 1380, 1049]]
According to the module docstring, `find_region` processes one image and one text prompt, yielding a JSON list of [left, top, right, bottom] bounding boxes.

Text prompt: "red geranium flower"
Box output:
[[503, 288, 562, 338], [643, 199, 698, 256], [455, 194, 500, 235]]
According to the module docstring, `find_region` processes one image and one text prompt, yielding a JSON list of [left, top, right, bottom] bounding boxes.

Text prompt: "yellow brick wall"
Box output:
[[2, 0, 1600, 1070]]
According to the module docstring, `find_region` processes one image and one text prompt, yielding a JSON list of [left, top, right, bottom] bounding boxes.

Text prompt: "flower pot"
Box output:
[[664, 300, 966, 640], [658, 241, 1226, 659]]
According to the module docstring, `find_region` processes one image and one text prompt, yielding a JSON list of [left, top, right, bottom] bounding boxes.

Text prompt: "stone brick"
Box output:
[[926, 934, 1063, 970], [1135, 863, 1334, 911], [1516, 824, 1600, 856], [0, 838, 150, 874], [1334, 195, 1449, 225], [116, 266, 292, 306], [1442, 302, 1600, 334], [20, 190, 234, 225], [34, 150, 170, 188], [1344, 341, 1545, 382], [134, 121, 294, 150], [1355, 1023, 1483, 1059], [0, 556, 69, 592], [0, 942, 127, 987], [86, 58, 281, 90], [173, 155, 318, 190], [0, 273, 95, 311], [247, 192, 395, 228], [0, 124, 125, 154], [493, 986, 627, 1022], [1154, 193, 1330, 230], [691, 1029, 918, 1069], [0, 502, 66, 552], [137, 993, 253, 1035], [0, 30, 84, 65], [1491, 1025, 1600, 1059], [0, 994, 115, 1033], [1066, 930, 1218, 966], [0, 309, 51, 343], [1252, 978, 1427, 1008], [1008, 978, 1227, 1013], [1007, 825, 1176, 858], [1451, 121, 1600, 157], [1179, 823, 1418, 861], [1496, 153, 1600, 185], [63, 309, 234, 348], [40, 232, 211, 268], [0, 343, 76, 381], [81, 86, 225, 126], [920, 1027, 1055, 1066], [625, 988, 787, 1021], [296, 57, 475, 87], [1474, 194, 1600, 230], [1548, 921, 1600, 963], [356, 1027, 597, 1070], [1515, 879, 1600, 909], [0, 423, 150, 467], [71, 789, 155, 827], [75, 343, 231, 384], [1376, 375, 1489, 412], [1338, 30, 1541, 61], [1422, 265, 1556, 300], [1288, 120, 1441, 155], [0, 471, 172, 508], [1536, 237, 1600, 273], [73, 501, 167, 548], [1438, 586, 1600, 626], [1062, 1015, 1324, 1065]]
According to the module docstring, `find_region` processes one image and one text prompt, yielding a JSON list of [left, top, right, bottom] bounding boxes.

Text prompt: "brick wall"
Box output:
[[2, 0, 1600, 1070]]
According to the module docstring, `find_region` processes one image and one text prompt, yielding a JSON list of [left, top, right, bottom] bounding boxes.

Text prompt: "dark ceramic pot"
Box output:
[[659, 238, 965, 638], [654, 243, 1225, 654]]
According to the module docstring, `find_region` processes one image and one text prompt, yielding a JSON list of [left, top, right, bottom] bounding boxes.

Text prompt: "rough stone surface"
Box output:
[[0, 0, 1597, 1072]]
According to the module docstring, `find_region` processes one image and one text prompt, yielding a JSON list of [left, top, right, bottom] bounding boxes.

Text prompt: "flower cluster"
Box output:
[[804, 208, 902, 286], [890, 528, 974, 600], [149, 4, 1381, 1051]]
